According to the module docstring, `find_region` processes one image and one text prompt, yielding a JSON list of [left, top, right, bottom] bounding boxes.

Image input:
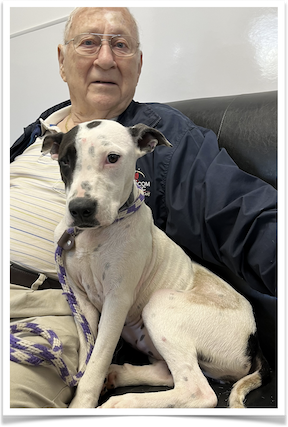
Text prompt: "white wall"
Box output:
[[9, 4, 278, 146]]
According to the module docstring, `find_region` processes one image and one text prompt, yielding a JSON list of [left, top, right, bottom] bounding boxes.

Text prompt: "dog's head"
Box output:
[[42, 120, 171, 229]]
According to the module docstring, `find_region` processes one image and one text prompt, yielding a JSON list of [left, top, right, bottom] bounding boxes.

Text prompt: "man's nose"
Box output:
[[93, 41, 116, 69]]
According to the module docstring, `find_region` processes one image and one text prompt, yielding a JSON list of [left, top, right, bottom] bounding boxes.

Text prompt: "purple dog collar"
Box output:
[[115, 185, 145, 222]]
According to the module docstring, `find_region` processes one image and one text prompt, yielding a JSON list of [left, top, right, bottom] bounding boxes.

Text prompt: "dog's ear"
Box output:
[[129, 124, 172, 157], [41, 132, 64, 160]]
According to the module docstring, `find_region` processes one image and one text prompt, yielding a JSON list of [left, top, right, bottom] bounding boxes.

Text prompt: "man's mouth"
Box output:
[[94, 81, 116, 85]]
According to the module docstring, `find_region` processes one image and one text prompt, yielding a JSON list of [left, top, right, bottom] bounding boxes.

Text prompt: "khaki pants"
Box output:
[[10, 284, 79, 408]]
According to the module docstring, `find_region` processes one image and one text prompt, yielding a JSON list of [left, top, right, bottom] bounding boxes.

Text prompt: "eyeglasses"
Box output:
[[65, 33, 140, 57]]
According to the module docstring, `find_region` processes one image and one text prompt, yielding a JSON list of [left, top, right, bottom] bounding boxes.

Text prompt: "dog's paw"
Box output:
[[69, 395, 96, 408], [99, 393, 140, 408], [101, 365, 118, 395]]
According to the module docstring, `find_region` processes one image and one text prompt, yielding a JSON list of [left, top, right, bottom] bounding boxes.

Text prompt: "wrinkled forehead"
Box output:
[[68, 7, 137, 39]]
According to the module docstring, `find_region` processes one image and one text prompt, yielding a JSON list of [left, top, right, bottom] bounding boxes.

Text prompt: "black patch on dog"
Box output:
[[58, 126, 79, 189], [129, 127, 140, 139], [246, 333, 258, 368], [86, 121, 101, 129], [246, 332, 271, 386]]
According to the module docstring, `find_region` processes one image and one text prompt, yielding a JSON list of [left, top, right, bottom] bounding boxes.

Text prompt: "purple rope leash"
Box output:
[[10, 228, 95, 387]]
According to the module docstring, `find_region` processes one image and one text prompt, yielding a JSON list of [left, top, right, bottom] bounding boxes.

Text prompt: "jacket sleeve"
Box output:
[[164, 125, 277, 297], [10, 122, 42, 162]]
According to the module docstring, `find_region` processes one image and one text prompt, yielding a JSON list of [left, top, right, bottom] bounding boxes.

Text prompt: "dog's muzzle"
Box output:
[[68, 197, 99, 228]]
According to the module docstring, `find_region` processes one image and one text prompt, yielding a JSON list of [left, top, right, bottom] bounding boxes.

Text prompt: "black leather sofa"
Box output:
[[169, 91, 277, 189], [100, 91, 277, 408]]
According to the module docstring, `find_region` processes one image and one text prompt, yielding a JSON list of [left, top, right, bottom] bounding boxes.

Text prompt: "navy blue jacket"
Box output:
[[11, 99, 277, 364]]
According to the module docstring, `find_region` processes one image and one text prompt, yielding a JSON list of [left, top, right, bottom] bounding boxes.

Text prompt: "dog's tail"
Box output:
[[228, 335, 271, 408]]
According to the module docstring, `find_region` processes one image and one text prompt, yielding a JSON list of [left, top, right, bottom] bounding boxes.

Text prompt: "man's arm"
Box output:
[[164, 127, 277, 296]]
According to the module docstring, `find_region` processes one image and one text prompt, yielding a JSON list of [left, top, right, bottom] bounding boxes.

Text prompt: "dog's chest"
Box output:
[[62, 222, 148, 309], [63, 231, 115, 308], [65, 252, 104, 310]]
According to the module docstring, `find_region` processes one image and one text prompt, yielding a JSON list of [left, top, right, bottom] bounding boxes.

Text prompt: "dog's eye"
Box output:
[[107, 154, 120, 164]]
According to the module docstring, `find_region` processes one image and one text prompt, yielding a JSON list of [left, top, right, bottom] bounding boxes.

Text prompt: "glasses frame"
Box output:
[[64, 33, 140, 57]]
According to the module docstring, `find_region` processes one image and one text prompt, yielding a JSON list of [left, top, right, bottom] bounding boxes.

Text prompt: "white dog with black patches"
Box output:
[[42, 120, 270, 409]]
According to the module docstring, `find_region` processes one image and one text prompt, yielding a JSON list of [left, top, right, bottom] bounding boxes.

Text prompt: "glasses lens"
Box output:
[[110, 35, 136, 56], [74, 34, 101, 55]]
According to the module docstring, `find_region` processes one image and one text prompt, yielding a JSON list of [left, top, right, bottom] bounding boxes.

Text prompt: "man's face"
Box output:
[[58, 8, 142, 119]]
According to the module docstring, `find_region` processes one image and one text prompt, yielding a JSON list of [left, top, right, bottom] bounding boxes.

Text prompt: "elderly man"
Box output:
[[10, 7, 276, 408]]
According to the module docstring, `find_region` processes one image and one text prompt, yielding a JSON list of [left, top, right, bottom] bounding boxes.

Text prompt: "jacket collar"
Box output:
[[118, 100, 161, 129]]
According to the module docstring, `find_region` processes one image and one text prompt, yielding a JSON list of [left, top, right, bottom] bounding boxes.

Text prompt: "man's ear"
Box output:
[[41, 132, 64, 160], [58, 44, 67, 82], [129, 123, 172, 158]]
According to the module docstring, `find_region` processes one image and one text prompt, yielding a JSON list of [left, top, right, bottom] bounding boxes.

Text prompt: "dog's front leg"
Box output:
[[69, 292, 132, 408], [69, 284, 100, 369]]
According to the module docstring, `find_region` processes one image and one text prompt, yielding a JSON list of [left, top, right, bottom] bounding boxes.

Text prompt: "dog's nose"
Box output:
[[69, 198, 97, 223]]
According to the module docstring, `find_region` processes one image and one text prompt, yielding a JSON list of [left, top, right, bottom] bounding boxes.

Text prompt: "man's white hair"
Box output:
[[63, 7, 140, 43]]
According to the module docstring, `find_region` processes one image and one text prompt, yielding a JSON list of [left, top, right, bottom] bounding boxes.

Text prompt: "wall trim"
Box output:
[[10, 16, 68, 39]]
